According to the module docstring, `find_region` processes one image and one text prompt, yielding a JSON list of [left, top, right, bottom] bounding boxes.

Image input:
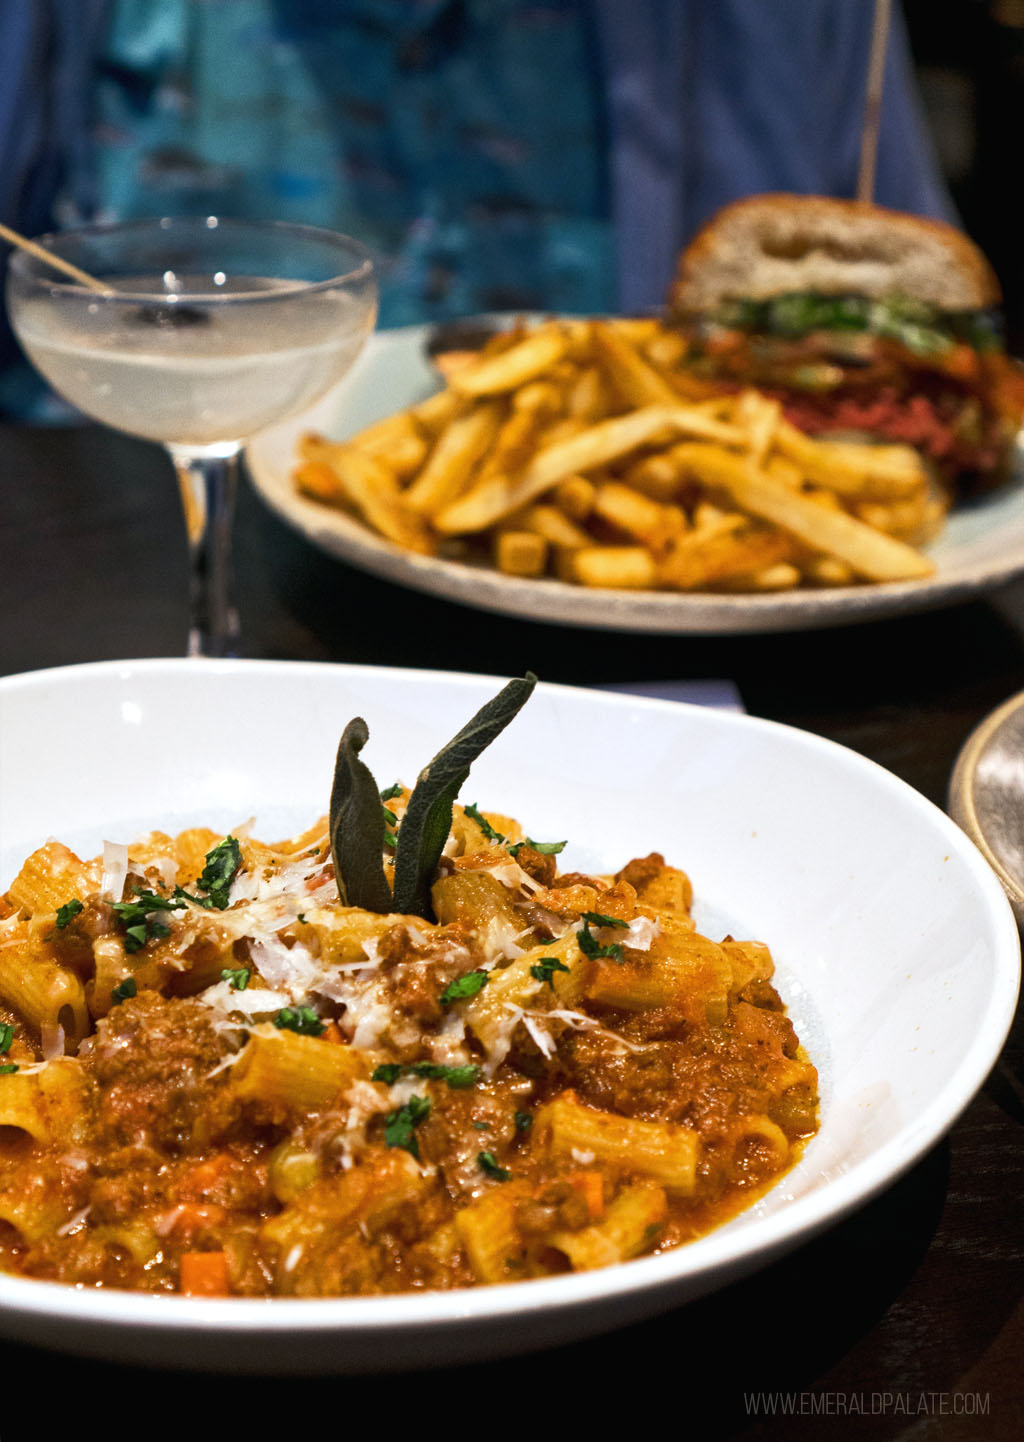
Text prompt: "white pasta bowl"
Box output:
[[0, 659, 1018, 1372]]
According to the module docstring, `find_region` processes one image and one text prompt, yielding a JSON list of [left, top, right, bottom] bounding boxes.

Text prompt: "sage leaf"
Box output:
[[391, 674, 537, 918], [330, 717, 394, 914]]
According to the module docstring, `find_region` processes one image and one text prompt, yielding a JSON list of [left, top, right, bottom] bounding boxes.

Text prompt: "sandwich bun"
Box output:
[[669, 193, 1001, 317]]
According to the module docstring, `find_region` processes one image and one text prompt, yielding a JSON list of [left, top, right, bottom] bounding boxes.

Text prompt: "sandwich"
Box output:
[[667, 194, 1024, 490]]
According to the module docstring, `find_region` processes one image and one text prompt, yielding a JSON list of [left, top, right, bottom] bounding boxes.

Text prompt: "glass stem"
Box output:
[[169, 444, 242, 659]]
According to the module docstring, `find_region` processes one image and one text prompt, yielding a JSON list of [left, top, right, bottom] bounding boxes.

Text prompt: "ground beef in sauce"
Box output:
[[562, 1008, 796, 1144], [86, 992, 241, 1153]]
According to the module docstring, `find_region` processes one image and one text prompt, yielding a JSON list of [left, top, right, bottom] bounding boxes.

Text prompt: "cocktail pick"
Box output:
[[0, 219, 209, 327], [0, 220, 113, 294], [856, 0, 892, 204]]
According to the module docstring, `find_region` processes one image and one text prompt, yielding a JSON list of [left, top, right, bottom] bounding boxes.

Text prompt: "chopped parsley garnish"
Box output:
[[578, 913, 629, 963], [111, 976, 137, 1005], [514, 1111, 532, 1132], [220, 967, 251, 991], [0, 1064, 18, 1076], [578, 929, 623, 962], [112, 887, 185, 953], [0, 1022, 14, 1055], [297, 913, 307, 925], [384, 1095, 432, 1157], [440, 970, 489, 1005], [173, 885, 212, 909], [530, 956, 570, 987], [195, 836, 242, 910], [473, 1120, 492, 1131], [508, 837, 567, 859], [55, 898, 83, 929], [463, 804, 566, 862], [437, 1063, 481, 1088], [580, 911, 629, 930], [371, 1061, 480, 1089], [464, 802, 505, 843], [374, 786, 405, 854], [273, 1006, 325, 1037], [478, 1150, 511, 1181]]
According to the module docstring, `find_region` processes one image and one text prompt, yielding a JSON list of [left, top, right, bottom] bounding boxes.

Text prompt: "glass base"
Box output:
[[170, 444, 241, 659], [188, 608, 240, 659]]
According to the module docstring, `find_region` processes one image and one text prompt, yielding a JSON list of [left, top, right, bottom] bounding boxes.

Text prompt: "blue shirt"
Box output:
[[1, 0, 955, 416]]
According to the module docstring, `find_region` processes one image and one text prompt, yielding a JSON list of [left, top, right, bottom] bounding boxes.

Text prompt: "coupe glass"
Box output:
[[6, 217, 377, 657]]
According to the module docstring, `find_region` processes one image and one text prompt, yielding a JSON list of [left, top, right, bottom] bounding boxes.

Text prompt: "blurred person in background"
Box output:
[[0, 1, 107, 417], [0, 0, 954, 419]]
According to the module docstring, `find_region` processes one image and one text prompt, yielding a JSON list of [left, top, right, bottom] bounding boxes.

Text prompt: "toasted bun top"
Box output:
[[669, 194, 1001, 315]]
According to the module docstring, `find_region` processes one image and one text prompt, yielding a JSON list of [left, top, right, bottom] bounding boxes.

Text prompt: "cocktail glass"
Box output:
[[6, 216, 377, 657]]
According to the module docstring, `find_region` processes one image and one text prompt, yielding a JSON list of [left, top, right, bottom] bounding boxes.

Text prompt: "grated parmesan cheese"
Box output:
[[198, 979, 293, 1022], [620, 914, 660, 951], [144, 854, 179, 891], [100, 841, 129, 902], [248, 934, 321, 998], [477, 914, 529, 966]]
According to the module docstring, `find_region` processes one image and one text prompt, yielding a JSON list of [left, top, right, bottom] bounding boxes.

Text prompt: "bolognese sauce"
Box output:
[[0, 803, 818, 1297]]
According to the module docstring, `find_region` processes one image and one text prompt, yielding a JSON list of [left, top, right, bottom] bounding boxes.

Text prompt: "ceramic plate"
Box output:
[[949, 687, 1024, 927], [246, 324, 1024, 635], [0, 659, 1018, 1371]]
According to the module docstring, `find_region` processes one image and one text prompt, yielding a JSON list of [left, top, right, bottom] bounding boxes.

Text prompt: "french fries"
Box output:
[[403, 399, 503, 513], [451, 322, 571, 397], [293, 317, 945, 592]]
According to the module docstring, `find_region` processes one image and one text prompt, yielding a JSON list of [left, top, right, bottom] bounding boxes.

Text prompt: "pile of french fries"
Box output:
[[293, 318, 946, 593]]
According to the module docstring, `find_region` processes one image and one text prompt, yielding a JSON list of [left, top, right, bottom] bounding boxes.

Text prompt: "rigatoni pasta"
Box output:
[[0, 939, 90, 1045], [0, 799, 818, 1297]]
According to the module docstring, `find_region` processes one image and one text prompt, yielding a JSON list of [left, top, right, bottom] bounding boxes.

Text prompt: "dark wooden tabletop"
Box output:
[[0, 420, 1021, 1442]]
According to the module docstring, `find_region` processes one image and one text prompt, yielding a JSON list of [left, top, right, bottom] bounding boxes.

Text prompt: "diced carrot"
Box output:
[[320, 1022, 344, 1045], [568, 1171, 605, 1221], [180, 1250, 230, 1297]]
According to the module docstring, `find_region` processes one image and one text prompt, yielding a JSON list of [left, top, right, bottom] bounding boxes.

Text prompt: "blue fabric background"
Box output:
[[0, 0, 955, 417]]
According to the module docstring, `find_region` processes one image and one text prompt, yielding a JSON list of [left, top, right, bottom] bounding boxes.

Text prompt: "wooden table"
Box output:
[[1, 421, 1021, 1442]]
